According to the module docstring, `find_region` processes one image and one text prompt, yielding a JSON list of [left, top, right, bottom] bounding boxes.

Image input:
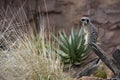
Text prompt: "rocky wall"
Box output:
[[0, 0, 120, 54], [34, 0, 120, 54]]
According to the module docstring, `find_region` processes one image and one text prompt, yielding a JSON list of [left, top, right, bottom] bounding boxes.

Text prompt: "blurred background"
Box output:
[[0, 0, 120, 55]]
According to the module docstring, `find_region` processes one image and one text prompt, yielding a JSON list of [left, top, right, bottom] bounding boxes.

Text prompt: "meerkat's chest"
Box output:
[[83, 29, 89, 44]]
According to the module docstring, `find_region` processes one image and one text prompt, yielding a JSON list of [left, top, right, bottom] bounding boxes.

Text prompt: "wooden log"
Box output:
[[73, 58, 100, 78], [89, 42, 120, 79]]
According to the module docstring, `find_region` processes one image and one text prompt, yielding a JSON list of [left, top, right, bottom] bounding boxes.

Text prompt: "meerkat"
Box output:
[[80, 17, 98, 45]]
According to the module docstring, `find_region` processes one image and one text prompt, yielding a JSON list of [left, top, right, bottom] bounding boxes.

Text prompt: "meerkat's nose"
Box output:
[[80, 19, 88, 25]]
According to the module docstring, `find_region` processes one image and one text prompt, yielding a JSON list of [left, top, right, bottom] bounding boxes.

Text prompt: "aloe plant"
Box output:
[[52, 28, 90, 66]]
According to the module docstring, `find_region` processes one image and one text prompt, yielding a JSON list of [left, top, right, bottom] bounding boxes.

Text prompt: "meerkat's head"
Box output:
[[80, 17, 90, 27]]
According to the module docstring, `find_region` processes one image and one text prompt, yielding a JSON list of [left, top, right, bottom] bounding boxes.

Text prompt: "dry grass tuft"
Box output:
[[0, 2, 72, 80], [0, 34, 72, 80]]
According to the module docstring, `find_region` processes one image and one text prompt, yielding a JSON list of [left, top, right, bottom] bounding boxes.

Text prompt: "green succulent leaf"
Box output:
[[52, 27, 90, 66]]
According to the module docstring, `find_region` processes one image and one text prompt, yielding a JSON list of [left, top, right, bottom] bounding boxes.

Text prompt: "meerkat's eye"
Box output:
[[86, 19, 90, 23], [81, 19, 85, 22], [86, 19, 89, 23]]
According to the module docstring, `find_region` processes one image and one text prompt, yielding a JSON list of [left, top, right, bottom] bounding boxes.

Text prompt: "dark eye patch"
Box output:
[[81, 19, 86, 21], [86, 19, 89, 23]]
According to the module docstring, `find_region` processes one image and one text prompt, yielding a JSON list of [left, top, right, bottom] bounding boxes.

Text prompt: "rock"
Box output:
[[106, 47, 115, 55], [98, 28, 105, 41], [116, 45, 120, 49], [117, 23, 120, 28], [0, 76, 5, 80], [112, 49, 120, 69], [105, 9, 120, 15], [111, 30, 120, 45], [100, 0, 120, 5], [109, 25, 118, 30], [33, 0, 58, 13], [108, 16, 120, 24], [104, 31, 114, 41], [91, 10, 108, 24]]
